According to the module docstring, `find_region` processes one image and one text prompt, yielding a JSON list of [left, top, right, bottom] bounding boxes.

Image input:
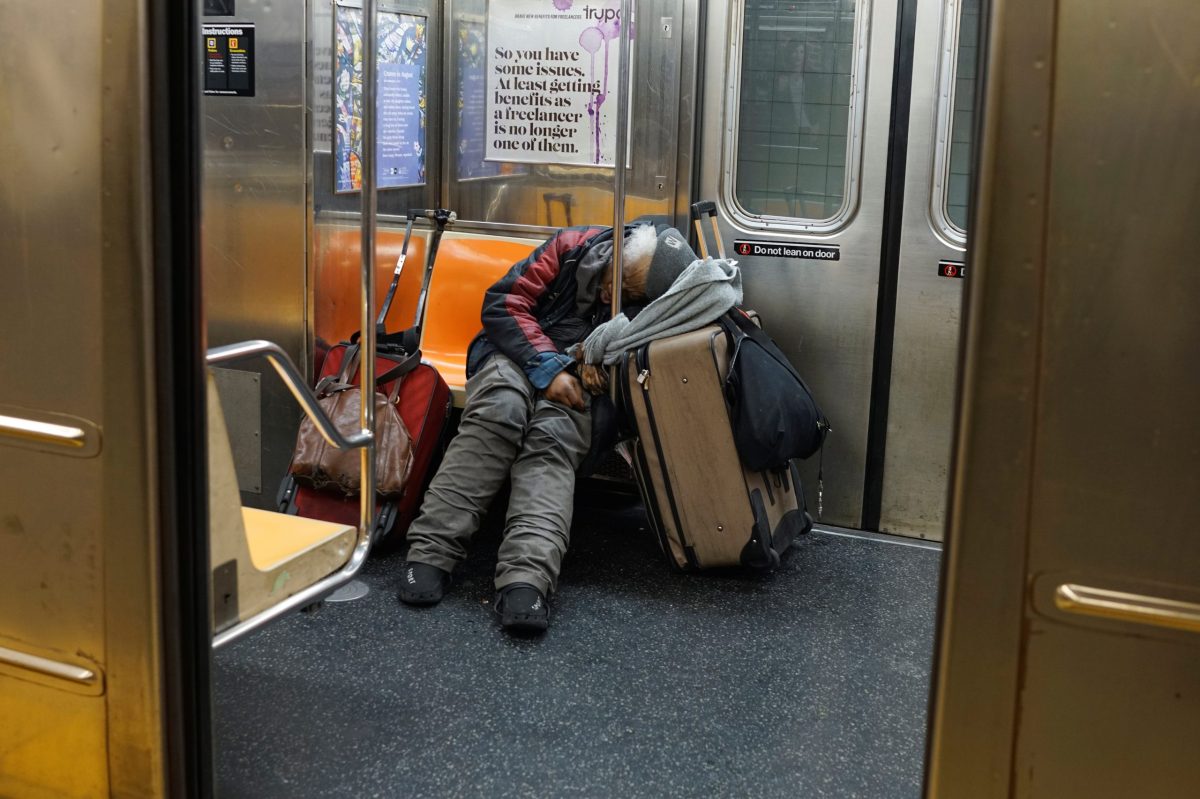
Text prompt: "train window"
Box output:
[[932, 0, 981, 241], [729, 0, 867, 230]]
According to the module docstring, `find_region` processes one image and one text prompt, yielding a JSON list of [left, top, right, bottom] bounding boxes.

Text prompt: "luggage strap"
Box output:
[[326, 343, 423, 402]]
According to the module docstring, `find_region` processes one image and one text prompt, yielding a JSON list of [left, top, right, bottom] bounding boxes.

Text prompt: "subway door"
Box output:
[[698, 0, 899, 528], [929, 0, 1200, 792], [878, 0, 978, 540]]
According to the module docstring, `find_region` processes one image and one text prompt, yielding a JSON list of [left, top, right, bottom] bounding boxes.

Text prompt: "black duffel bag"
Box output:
[[718, 309, 829, 471]]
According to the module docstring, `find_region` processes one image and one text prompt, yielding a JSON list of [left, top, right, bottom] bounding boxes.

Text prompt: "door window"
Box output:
[[932, 0, 981, 240], [731, 0, 867, 229]]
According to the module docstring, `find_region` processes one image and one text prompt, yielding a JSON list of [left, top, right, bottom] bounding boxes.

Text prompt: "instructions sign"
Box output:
[[485, 0, 631, 167], [333, 4, 427, 192], [203, 24, 255, 97], [734, 240, 841, 262]]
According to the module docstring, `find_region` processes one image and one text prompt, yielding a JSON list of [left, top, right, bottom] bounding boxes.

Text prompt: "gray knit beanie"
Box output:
[[645, 228, 699, 300]]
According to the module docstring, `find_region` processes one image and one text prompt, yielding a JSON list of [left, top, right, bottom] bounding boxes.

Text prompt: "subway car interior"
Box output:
[[2, 0, 1199, 796]]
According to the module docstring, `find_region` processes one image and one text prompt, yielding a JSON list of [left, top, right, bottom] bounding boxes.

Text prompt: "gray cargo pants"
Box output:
[[405, 354, 591, 595]]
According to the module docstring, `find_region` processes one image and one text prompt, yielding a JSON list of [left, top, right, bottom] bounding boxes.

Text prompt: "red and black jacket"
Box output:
[[466, 225, 613, 385]]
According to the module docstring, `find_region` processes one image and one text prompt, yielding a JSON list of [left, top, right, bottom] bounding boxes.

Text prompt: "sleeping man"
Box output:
[[398, 223, 698, 634]]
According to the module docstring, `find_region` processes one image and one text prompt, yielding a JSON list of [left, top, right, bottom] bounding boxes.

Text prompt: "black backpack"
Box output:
[[718, 309, 830, 472]]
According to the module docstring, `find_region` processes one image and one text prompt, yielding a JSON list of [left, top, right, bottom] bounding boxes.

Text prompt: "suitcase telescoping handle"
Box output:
[[690, 200, 726, 260], [374, 208, 456, 337], [543, 192, 574, 227], [375, 214, 418, 333], [410, 208, 456, 332]]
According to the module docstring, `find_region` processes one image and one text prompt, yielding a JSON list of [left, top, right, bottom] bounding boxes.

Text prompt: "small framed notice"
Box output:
[[203, 23, 255, 97]]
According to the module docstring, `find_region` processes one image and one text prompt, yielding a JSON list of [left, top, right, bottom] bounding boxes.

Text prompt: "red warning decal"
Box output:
[[938, 260, 966, 279]]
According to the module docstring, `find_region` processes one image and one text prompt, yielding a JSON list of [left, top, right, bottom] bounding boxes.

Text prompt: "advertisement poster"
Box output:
[[334, 4, 427, 192], [485, 0, 632, 167]]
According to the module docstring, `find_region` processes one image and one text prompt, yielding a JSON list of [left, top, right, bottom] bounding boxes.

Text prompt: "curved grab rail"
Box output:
[[206, 340, 371, 449], [206, 339, 375, 650]]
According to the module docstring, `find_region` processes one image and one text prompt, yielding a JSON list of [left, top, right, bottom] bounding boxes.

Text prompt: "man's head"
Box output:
[[599, 225, 699, 305]]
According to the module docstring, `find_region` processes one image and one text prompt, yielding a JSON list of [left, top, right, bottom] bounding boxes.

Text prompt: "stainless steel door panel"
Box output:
[[929, 0, 1200, 792], [881, 0, 968, 540], [0, 0, 171, 791], [699, 0, 899, 528], [1012, 1, 1200, 787], [1012, 625, 1200, 797]]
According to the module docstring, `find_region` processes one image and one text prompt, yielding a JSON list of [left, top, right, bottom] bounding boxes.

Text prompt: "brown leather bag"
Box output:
[[289, 348, 415, 497]]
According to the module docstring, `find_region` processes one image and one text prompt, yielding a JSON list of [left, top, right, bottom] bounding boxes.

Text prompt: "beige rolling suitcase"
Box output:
[[619, 322, 812, 571]]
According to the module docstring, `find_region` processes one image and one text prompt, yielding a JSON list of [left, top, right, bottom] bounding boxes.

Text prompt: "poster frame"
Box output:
[[331, 0, 430, 194]]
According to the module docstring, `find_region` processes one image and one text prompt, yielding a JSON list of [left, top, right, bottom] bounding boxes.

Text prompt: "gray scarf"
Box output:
[[581, 258, 742, 365]]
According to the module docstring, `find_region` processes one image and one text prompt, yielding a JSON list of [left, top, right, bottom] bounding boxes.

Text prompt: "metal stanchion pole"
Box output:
[[359, 0, 378, 539], [608, 0, 635, 402]]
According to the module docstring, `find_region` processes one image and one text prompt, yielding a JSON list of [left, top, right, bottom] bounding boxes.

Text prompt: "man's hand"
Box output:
[[545, 371, 587, 410]]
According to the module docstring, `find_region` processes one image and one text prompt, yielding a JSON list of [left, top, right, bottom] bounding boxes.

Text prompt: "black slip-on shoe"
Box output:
[[398, 562, 450, 606], [494, 583, 550, 634]]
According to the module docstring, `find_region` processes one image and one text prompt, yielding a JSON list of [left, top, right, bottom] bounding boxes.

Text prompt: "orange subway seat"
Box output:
[[419, 235, 539, 402], [313, 225, 429, 348]]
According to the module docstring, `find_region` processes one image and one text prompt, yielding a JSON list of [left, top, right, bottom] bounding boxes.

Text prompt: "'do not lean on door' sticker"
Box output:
[[733, 240, 840, 261], [937, 261, 967, 278]]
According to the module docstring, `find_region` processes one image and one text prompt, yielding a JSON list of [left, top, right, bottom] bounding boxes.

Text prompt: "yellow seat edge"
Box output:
[[240, 507, 355, 572]]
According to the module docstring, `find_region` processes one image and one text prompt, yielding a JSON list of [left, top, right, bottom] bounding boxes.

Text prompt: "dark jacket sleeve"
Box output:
[[479, 226, 603, 378]]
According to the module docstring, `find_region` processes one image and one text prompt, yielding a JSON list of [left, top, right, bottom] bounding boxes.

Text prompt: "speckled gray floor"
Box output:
[[213, 495, 940, 799]]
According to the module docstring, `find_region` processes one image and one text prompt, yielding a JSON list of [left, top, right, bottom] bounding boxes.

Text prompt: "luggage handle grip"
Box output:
[[689, 200, 726, 260], [408, 208, 458, 229]]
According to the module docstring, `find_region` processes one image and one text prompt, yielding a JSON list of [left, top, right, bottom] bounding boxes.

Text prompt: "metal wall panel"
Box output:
[[699, 0, 899, 528], [211, 367, 263, 492], [880, 0, 969, 540], [203, 0, 310, 507]]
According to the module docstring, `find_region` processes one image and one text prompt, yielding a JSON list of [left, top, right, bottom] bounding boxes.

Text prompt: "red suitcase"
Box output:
[[278, 209, 455, 541]]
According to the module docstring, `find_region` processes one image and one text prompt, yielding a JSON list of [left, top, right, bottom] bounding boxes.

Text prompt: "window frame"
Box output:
[[721, 0, 873, 234], [929, 0, 971, 247]]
